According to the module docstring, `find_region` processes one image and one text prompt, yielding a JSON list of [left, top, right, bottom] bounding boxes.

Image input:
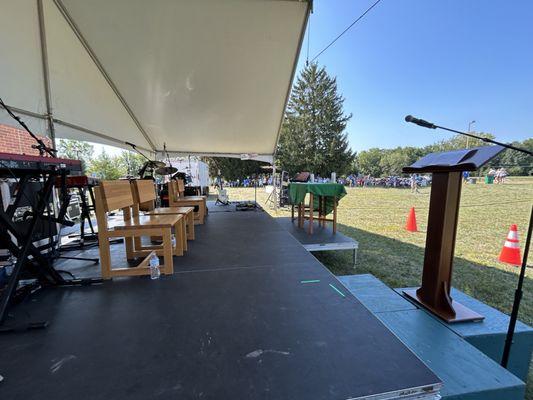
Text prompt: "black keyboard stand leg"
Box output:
[[0, 174, 55, 331]]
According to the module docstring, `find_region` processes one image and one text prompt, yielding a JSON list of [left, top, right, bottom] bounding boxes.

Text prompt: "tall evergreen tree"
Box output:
[[277, 63, 354, 176]]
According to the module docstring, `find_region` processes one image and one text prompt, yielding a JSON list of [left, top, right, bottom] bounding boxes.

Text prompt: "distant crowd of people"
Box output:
[[214, 173, 433, 190], [214, 175, 274, 188], [487, 167, 508, 184], [308, 175, 335, 183], [462, 168, 508, 184], [214, 168, 510, 191], [342, 174, 431, 189]]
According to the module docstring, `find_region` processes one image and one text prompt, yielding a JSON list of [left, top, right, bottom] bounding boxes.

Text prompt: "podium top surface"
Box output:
[[403, 145, 505, 173]]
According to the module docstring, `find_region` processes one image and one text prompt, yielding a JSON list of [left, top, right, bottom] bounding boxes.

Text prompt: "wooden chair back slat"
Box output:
[[173, 179, 185, 199], [177, 179, 185, 195], [168, 180, 188, 202], [168, 180, 178, 203], [131, 179, 157, 204], [99, 180, 134, 212]]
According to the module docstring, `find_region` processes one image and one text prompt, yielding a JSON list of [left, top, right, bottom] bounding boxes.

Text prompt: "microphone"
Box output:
[[405, 115, 437, 129]]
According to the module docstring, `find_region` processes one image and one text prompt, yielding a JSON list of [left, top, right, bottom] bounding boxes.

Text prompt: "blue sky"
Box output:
[[296, 0, 533, 152]]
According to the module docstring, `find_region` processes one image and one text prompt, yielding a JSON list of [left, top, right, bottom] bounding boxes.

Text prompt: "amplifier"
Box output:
[[0, 180, 58, 243], [66, 194, 82, 221]]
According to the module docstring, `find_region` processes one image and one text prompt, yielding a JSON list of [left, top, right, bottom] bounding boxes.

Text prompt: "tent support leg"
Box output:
[[37, 0, 56, 147], [272, 162, 278, 211]]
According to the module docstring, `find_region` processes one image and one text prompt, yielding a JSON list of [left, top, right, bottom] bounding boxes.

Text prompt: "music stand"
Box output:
[[402, 145, 504, 323]]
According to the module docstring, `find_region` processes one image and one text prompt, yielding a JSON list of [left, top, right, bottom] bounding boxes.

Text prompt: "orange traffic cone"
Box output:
[[498, 224, 522, 266], [405, 207, 418, 232]]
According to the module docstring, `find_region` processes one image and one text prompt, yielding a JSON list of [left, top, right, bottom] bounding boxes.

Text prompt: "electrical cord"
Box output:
[[311, 0, 383, 62]]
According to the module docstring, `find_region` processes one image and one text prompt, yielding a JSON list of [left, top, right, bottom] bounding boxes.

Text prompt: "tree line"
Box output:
[[57, 139, 146, 180], [205, 135, 532, 181], [355, 136, 532, 177]]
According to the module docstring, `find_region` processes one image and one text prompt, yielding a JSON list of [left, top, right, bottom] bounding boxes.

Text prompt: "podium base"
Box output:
[[403, 288, 485, 323]]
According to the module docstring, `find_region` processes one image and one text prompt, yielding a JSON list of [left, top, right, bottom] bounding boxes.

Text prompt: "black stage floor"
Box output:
[[0, 210, 440, 399]]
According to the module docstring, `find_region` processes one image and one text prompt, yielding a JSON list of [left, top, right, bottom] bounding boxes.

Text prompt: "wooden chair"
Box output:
[[94, 180, 183, 279], [168, 179, 207, 224], [130, 179, 195, 248]]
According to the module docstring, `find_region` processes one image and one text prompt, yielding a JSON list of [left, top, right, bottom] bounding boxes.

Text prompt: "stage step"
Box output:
[[339, 274, 527, 400], [339, 274, 416, 313], [277, 217, 358, 266], [398, 286, 533, 382]]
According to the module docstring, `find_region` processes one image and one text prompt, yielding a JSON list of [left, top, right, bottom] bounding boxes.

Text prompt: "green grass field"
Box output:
[[222, 176, 533, 397]]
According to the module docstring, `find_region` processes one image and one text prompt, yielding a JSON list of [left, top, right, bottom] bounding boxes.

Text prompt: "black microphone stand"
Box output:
[[405, 115, 532, 369], [0, 97, 57, 157], [125, 141, 162, 179], [404, 115, 532, 156], [164, 143, 173, 169], [502, 205, 532, 368], [125, 141, 156, 164]]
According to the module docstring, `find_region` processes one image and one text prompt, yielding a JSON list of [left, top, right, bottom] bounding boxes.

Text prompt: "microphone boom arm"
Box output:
[[0, 97, 57, 157], [125, 141, 156, 163], [405, 115, 532, 156]]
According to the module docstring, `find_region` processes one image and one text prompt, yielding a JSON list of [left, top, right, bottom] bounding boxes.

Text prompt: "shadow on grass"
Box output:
[[313, 222, 532, 327]]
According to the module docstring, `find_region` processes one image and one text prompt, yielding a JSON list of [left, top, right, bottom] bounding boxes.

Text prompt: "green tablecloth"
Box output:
[[289, 183, 347, 215]]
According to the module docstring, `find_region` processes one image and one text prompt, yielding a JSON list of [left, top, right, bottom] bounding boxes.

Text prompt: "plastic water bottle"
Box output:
[[171, 234, 177, 249], [149, 253, 160, 280], [5, 256, 15, 276]]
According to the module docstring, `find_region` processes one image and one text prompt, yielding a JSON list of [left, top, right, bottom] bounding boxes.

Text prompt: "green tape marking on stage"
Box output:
[[329, 283, 346, 297], [300, 279, 321, 284]]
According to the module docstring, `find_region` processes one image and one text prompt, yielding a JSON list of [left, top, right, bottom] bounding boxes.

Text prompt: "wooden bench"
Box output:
[[168, 179, 207, 225], [94, 180, 183, 279], [131, 179, 195, 246]]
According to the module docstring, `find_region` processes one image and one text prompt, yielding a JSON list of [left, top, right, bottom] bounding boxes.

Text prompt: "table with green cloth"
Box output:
[[288, 183, 347, 234]]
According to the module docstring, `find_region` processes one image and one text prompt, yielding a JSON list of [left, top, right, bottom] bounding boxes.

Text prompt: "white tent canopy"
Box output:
[[0, 0, 310, 161]]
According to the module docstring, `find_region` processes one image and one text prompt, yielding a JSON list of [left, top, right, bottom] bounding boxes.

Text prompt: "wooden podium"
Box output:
[[402, 146, 504, 323]]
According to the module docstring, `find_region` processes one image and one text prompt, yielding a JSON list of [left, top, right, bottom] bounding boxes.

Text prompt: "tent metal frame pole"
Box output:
[[0, 103, 152, 154], [52, 0, 156, 152], [272, 1, 312, 158], [52, 118, 152, 154], [37, 0, 56, 148], [162, 151, 274, 162], [1, 105, 47, 121], [272, 161, 278, 211]]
